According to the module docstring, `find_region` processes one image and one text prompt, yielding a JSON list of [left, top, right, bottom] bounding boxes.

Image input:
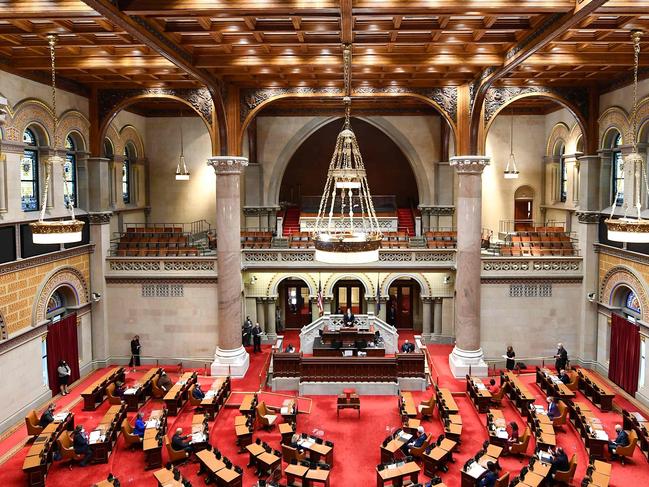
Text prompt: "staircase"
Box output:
[[397, 208, 415, 236], [283, 207, 301, 236]]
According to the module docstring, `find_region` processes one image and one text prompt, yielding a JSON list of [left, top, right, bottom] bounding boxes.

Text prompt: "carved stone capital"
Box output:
[[429, 206, 455, 216], [0, 140, 27, 154], [422, 296, 434, 304], [88, 212, 112, 225], [450, 156, 490, 175], [576, 211, 601, 224], [207, 156, 249, 175]]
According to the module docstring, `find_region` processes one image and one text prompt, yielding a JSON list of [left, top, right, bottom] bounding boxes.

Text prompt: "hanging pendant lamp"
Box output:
[[175, 109, 190, 180], [30, 35, 85, 244], [504, 107, 520, 179], [605, 31, 649, 243]]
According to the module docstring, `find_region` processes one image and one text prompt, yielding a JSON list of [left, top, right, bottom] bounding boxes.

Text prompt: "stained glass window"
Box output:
[[626, 290, 641, 314], [612, 133, 624, 206], [47, 290, 64, 314], [64, 135, 77, 208], [21, 128, 39, 212]]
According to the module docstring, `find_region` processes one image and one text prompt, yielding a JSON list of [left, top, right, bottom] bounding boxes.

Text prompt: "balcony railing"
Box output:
[[481, 255, 582, 278]]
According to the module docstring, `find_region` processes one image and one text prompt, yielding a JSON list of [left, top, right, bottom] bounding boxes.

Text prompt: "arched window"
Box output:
[[612, 133, 624, 205], [625, 290, 641, 314], [555, 142, 567, 203], [122, 145, 132, 204], [103, 138, 114, 158], [21, 128, 39, 212], [64, 135, 77, 208], [47, 290, 65, 314]]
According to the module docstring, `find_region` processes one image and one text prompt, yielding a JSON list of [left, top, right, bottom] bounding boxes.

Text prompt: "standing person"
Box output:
[[129, 335, 141, 368], [242, 317, 253, 347], [505, 346, 516, 371], [57, 360, 71, 395], [554, 343, 568, 372], [275, 307, 282, 333], [252, 322, 262, 353], [343, 308, 355, 327]]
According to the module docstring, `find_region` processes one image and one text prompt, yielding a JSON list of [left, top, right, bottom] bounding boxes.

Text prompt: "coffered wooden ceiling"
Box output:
[[0, 0, 648, 93]]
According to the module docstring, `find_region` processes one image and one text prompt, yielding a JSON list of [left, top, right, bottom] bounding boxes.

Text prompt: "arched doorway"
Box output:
[[609, 285, 643, 395], [278, 278, 312, 329], [386, 278, 422, 329], [514, 185, 535, 231], [333, 279, 365, 315]]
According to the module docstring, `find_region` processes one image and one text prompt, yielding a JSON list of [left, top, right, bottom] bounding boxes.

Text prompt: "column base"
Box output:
[[449, 346, 488, 378], [210, 345, 250, 378]]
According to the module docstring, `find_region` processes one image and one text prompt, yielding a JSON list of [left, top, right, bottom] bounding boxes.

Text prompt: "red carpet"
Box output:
[[1, 343, 648, 486]]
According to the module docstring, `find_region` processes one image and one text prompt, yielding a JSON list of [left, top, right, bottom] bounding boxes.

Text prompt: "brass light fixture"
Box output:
[[30, 35, 85, 244], [605, 31, 649, 243], [504, 106, 520, 179], [312, 44, 382, 264], [175, 109, 190, 180]]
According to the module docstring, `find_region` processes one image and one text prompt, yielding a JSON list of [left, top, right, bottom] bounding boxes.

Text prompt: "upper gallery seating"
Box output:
[[115, 226, 200, 257], [288, 232, 314, 249], [498, 228, 576, 257], [241, 231, 273, 249], [424, 231, 457, 249], [381, 231, 410, 248]]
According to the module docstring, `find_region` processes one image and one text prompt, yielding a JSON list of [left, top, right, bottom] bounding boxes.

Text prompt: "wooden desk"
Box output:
[[376, 461, 420, 487], [313, 337, 386, 357], [466, 377, 492, 413], [399, 392, 417, 417], [163, 372, 197, 416], [567, 401, 609, 460], [321, 326, 376, 346], [23, 412, 74, 487], [154, 468, 185, 487], [257, 451, 281, 476], [143, 410, 167, 470], [200, 376, 231, 419], [245, 443, 265, 467], [122, 367, 162, 412], [239, 394, 256, 417], [501, 371, 536, 417], [380, 430, 413, 463], [623, 410, 649, 461], [436, 388, 459, 414], [279, 422, 296, 444], [528, 406, 556, 451], [285, 464, 309, 486], [80, 367, 125, 411], [235, 424, 253, 452], [337, 393, 360, 417], [577, 369, 615, 412], [306, 467, 331, 487], [89, 404, 127, 464], [423, 438, 457, 476], [487, 409, 508, 447], [216, 465, 243, 487], [535, 367, 575, 401], [296, 436, 334, 465]]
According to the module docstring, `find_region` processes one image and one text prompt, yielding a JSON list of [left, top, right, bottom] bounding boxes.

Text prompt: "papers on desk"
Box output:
[[178, 380, 186, 386], [495, 428, 509, 439], [466, 462, 487, 479], [205, 390, 216, 399], [298, 438, 315, 448], [53, 413, 69, 422], [124, 387, 139, 395], [397, 431, 413, 442], [281, 406, 292, 415], [89, 430, 104, 444], [594, 430, 609, 441], [343, 350, 353, 357], [475, 381, 486, 390], [146, 419, 159, 429], [191, 432, 207, 444], [539, 451, 554, 463], [386, 463, 398, 470], [534, 405, 546, 414]]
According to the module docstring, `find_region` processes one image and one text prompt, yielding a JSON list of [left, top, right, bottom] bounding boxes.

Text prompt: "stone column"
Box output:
[[86, 157, 112, 212], [208, 156, 250, 377], [255, 298, 265, 328], [448, 156, 490, 377], [421, 297, 433, 342], [88, 212, 113, 366], [323, 297, 333, 314], [433, 298, 443, 335], [266, 298, 277, 340], [377, 297, 387, 322], [0, 96, 6, 214]]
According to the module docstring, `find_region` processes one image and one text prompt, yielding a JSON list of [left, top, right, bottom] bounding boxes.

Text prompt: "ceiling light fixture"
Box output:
[[504, 106, 519, 179], [175, 109, 190, 180]]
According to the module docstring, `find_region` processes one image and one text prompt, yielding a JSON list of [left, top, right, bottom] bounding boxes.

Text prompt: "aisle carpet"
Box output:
[[1, 341, 648, 486]]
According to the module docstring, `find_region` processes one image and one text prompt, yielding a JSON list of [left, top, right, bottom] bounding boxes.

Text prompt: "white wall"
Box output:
[[600, 78, 649, 113]]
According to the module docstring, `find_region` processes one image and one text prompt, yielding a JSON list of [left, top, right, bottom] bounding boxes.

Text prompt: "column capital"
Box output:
[[576, 211, 601, 225], [88, 212, 112, 225], [422, 296, 434, 303], [449, 155, 490, 174], [207, 156, 249, 175]]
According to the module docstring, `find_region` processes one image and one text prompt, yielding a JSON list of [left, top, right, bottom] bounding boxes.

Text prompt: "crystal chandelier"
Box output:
[[175, 110, 190, 180], [605, 31, 649, 243], [30, 35, 85, 244], [504, 107, 519, 179], [312, 44, 382, 264]]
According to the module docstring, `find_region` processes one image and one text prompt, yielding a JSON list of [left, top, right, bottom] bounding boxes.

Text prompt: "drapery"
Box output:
[[608, 313, 641, 396], [46, 313, 80, 395]]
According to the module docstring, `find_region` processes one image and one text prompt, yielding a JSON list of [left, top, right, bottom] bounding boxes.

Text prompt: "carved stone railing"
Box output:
[[481, 256, 583, 280], [106, 256, 218, 280], [242, 248, 456, 268]]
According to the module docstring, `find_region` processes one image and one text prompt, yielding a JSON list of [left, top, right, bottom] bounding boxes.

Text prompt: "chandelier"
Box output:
[[30, 35, 85, 244], [312, 44, 382, 264], [504, 107, 519, 179], [605, 31, 649, 243], [175, 109, 190, 180]]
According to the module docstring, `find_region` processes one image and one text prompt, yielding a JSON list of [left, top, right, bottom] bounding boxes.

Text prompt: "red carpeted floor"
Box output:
[[1, 340, 648, 486]]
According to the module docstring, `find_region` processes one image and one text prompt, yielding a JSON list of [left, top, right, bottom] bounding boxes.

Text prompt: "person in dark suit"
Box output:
[[608, 424, 630, 458], [505, 346, 516, 371], [192, 383, 205, 400], [554, 343, 568, 372], [547, 396, 560, 420], [242, 317, 253, 347], [549, 447, 569, 477], [172, 427, 193, 453], [252, 322, 262, 353], [72, 425, 93, 466], [133, 413, 146, 437], [478, 461, 498, 487], [114, 381, 126, 399], [559, 369, 571, 385], [402, 426, 427, 454], [157, 371, 173, 392], [401, 340, 415, 353], [343, 308, 355, 327], [129, 335, 141, 368], [39, 404, 56, 428]]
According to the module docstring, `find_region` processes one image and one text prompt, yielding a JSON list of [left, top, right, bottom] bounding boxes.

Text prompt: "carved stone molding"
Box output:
[[482, 258, 581, 273], [596, 243, 649, 267], [0, 95, 7, 128], [33, 266, 90, 324], [88, 212, 112, 225], [429, 206, 455, 216], [207, 156, 249, 175], [576, 211, 601, 224], [450, 156, 490, 174], [0, 245, 94, 276], [600, 266, 649, 321], [108, 259, 216, 272], [482, 277, 583, 284], [106, 277, 218, 285]]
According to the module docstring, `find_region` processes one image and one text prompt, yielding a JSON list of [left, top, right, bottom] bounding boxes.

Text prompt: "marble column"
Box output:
[[208, 156, 250, 377], [266, 298, 277, 340], [421, 297, 433, 342], [448, 156, 490, 377], [433, 298, 443, 335], [255, 298, 265, 328], [323, 297, 333, 314], [88, 212, 113, 366]]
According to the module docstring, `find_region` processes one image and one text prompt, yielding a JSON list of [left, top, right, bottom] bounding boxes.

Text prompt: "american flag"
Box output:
[[317, 278, 324, 316], [376, 274, 381, 314]]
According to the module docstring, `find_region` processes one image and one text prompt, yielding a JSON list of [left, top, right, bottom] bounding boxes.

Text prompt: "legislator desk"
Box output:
[[535, 367, 575, 401], [436, 387, 461, 441], [337, 392, 360, 417], [376, 460, 420, 487], [200, 376, 231, 419], [189, 413, 210, 451], [486, 409, 509, 447], [320, 326, 376, 346], [422, 437, 457, 476], [245, 443, 281, 477], [313, 336, 385, 357], [154, 467, 186, 487], [81, 367, 125, 411], [460, 445, 502, 487], [567, 401, 609, 459], [380, 429, 413, 463], [239, 393, 257, 419], [23, 411, 74, 487], [518, 457, 551, 487], [235, 415, 254, 452], [89, 404, 127, 463], [622, 409, 649, 461], [583, 460, 612, 487], [122, 367, 163, 412], [163, 371, 197, 416], [399, 392, 417, 418], [296, 434, 334, 465], [143, 409, 167, 470], [436, 388, 459, 414], [466, 376, 492, 413], [196, 449, 243, 487], [501, 371, 536, 417], [527, 404, 556, 451], [577, 369, 615, 411]]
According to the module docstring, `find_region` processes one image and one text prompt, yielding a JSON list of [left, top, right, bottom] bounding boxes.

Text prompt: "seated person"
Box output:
[[478, 461, 498, 487], [546, 396, 560, 420], [289, 433, 305, 453], [133, 412, 146, 437], [192, 383, 206, 400], [401, 340, 415, 353], [506, 421, 519, 453], [114, 381, 126, 398], [487, 378, 500, 396], [608, 424, 630, 459], [171, 427, 193, 453], [374, 330, 383, 346], [343, 308, 355, 327], [549, 447, 569, 477], [285, 344, 296, 353], [72, 425, 94, 467], [558, 369, 570, 385], [39, 403, 56, 428], [157, 371, 173, 392], [402, 426, 427, 454]]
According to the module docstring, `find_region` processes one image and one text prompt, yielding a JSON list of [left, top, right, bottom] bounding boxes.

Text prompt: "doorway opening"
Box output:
[[333, 279, 365, 314], [278, 279, 312, 329]]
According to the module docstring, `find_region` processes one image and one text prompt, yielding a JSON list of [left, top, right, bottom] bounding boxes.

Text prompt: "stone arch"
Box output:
[[546, 122, 571, 156], [6, 99, 55, 145], [56, 110, 90, 151], [600, 265, 649, 322], [119, 125, 145, 159], [32, 266, 89, 325], [104, 123, 123, 156], [514, 185, 535, 199], [324, 273, 373, 297], [380, 272, 431, 298], [568, 123, 584, 154], [598, 106, 630, 148], [268, 273, 317, 297]]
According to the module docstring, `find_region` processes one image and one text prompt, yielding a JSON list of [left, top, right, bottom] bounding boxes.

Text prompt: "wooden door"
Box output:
[[334, 280, 364, 314], [388, 283, 414, 328], [283, 280, 311, 328], [514, 199, 533, 231]]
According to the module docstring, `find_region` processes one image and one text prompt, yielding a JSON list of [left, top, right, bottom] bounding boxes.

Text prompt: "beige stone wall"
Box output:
[[0, 253, 90, 336]]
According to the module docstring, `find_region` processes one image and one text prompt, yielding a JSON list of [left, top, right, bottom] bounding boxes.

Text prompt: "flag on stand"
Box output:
[[376, 274, 381, 315], [317, 278, 324, 316]]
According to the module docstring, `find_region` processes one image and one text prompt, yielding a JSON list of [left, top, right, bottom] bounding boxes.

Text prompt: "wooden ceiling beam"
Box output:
[[340, 0, 353, 44]]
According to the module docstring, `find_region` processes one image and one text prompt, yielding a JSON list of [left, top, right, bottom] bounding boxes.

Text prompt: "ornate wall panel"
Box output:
[[32, 266, 90, 324]]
